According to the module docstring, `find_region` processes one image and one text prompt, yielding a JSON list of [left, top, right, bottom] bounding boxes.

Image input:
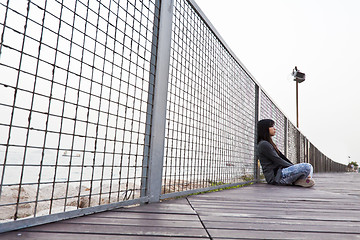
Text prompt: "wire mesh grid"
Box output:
[[287, 121, 298, 163], [259, 91, 286, 153], [299, 134, 306, 163], [0, 0, 347, 230], [0, 0, 158, 221], [162, 0, 256, 194]]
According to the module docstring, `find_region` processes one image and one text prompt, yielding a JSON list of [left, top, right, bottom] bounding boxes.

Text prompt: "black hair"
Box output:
[[257, 119, 279, 153]]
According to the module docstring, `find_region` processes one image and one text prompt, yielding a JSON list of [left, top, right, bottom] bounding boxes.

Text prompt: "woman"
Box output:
[[257, 119, 315, 187]]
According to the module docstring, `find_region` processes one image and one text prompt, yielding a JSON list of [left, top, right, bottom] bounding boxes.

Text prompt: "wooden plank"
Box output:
[[195, 209, 360, 222], [114, 204, 196, 214], [200, 217, 360, 228], [199, 213, 360, 224], [23, 223, 208, 238], [203, 220, 360, 234], [209, 229, 360, 240], [188, 198, 360, 210], [0, 231, 209, 240], [189, 185, 359, 202], [90, 211, 199, 221], [189, 203, 360, 213], [63, 216, 203, 228]]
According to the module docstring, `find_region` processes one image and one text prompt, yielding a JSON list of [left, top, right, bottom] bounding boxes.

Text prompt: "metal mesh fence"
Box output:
[[161, 0, 257, 194], [0, 0, 158, 221], [259, 91, 285, 153], [287, 121, 298, 163], [309, 143, 345, 172], [0, 0, 347, 231], [299, 134, 306, 163]]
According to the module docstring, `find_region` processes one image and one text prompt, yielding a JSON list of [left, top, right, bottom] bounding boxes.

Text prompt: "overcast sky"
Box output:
[[195, 0, 360, 165]]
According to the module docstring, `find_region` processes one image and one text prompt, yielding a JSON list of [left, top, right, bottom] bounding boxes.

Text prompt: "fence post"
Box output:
[[141, 0, 161, 199], [284, 117, 288, 158], [254, 85, 260, 182], [145, 0, 174, 203], [306, 138, 309, 163], [296, 130, 301, 163]]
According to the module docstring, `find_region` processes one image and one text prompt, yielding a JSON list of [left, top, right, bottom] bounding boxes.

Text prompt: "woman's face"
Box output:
[[269, 125, 276, 137]]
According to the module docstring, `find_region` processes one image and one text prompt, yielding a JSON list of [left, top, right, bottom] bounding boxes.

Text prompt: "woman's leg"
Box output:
[[279, 163, 313, 185]]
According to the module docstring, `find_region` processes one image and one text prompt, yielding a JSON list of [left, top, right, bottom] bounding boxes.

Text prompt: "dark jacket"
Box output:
[[257, 140, 293, 184]]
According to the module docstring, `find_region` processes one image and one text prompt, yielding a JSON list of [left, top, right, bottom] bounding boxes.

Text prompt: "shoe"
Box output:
[[294, 178, 315, 188]]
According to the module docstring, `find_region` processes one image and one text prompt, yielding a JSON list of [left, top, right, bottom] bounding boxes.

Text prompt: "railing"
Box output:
[[0, 0, 346, 233]]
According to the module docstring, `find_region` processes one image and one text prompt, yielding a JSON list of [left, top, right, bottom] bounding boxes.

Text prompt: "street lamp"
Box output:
[[292, 66, 306, 128]]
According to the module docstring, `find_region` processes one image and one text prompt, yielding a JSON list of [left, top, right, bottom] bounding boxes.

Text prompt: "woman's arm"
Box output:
[[258, 141, 293, 167], [278, 151, 293, 165]]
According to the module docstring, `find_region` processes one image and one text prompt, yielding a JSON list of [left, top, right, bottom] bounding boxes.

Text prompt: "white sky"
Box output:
[[195, 0, 360, 165]]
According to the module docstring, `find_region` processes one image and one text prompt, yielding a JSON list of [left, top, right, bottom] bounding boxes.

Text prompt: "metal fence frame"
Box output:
[[0, 0, 346, 233]]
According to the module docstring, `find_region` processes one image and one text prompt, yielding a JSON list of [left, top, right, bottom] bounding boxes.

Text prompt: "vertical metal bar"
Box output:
[[58, 0, 79, 212], [95, 0, 113, 206], [124, 0, 139, 202], [311, 143, 315, 171], [65, 0, 87, 209], [306, 138, 309, 163], [106, 0, 122, 204], [284, 116, 288, 158], [0, 0, 9, 56], [34, 0, 54, 217], [304, 137, 306, 163], [254, 85, 260, 182], [296, 80, 299, 128], [0, 0, 10, 198], [76, 0, 91, 208], [114, 1, 129, 203], [306, 138, 308, 163], [87, 0, 102, 208], [141, 0, 160, 198], [296, 131, 300, 164], [146, 0, 174, 203], [12, 0, 32, 220]]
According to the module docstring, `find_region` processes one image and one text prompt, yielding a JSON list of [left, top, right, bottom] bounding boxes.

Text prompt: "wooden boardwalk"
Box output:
[[1, 172, 360, 239]]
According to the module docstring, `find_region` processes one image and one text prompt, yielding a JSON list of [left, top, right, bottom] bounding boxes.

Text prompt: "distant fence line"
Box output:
[[0, 0, 346, 233]]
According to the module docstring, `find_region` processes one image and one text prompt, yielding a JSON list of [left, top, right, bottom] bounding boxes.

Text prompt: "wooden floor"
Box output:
[[1, 172, 360, 239]]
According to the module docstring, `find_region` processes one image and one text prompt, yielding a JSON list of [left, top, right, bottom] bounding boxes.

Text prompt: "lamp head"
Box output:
[[292, 66, 305, 83]]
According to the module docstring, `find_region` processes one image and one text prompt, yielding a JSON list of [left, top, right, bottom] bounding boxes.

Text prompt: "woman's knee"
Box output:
[[300, 163, 313, 175]]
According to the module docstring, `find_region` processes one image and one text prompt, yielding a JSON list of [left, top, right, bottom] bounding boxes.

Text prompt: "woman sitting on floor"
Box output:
[[257, 119, 315, 187]]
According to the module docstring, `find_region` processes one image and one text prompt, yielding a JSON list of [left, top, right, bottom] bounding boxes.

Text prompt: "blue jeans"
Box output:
[[279, 163, 313, 185]]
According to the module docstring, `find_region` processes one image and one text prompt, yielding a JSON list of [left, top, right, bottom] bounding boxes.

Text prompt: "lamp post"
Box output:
[[292, 66, 306, 128]]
